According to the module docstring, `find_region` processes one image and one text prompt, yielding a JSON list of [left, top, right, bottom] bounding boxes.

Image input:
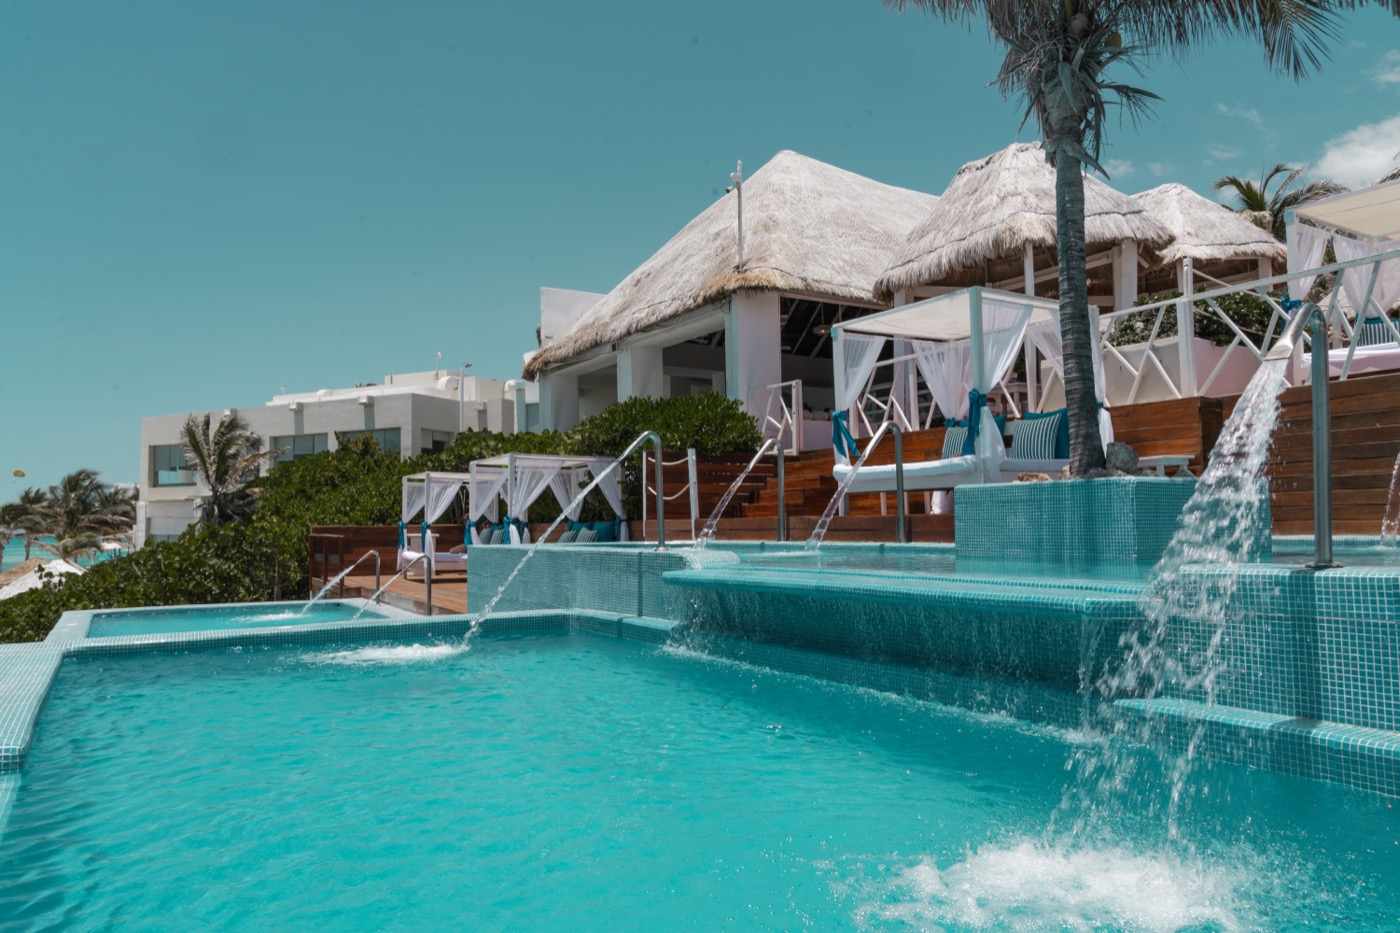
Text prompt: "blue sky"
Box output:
[[2, 1, 1398, 501]]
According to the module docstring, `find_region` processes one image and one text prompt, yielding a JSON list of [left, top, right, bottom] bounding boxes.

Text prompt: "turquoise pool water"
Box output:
[[88, 602, 385, 637], [0, 536, 125, 571], [3, 632, 1397, 930]]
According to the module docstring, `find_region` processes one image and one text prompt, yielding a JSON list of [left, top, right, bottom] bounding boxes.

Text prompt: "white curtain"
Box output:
[[422, 475, 463, 525], [837, 332, 887, 409], [401, 479, 427, 523], [974, 301, 1033, 468], [1287, 222, 1330, 301], [1334, 234, 1400, 327], [1023, 316, 1114, 448], [509, 462, 558, 518], [910, 339, 972, 420], [589, 461, 626, 517], [549, 470, 584, 521], [468, 469, 507, 522]]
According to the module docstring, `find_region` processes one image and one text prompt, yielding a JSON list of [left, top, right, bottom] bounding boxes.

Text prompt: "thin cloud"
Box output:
[[1313, 114, 1400, 188], [1205, 144, 1241, 163], [1373, 50, 1400, 86], [1101, 159, 1134, 179], [1147, 162, 1172, 178], [1215, 102, 1267, 133]]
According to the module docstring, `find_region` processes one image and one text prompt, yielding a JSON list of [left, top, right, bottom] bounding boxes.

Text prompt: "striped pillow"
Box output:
[[1008, 414, 1061, 460], [942, 424, 969, 458], [1358, 316, 1395, 347], [557, 528, 578, 544], [574, 527, 599, 544]]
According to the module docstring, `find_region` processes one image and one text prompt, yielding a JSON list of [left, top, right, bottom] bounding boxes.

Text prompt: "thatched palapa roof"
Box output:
[[1131, 183, 1285, 267], [524, 150, 939, 378], [874, 142, 1172, 301]]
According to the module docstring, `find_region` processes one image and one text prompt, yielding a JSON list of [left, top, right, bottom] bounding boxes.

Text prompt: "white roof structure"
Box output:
[[842, 288, 1060, 343], [1295, 182, 1400, 240], [0, 559, 83, 601], [468, 453, 625, 524], [524, 150, 939, 377]]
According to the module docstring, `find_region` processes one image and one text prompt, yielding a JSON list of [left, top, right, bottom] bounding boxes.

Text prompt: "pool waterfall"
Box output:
[[695, 437, 774, 549]]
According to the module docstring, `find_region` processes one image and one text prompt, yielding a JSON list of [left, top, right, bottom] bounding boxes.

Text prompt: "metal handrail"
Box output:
[[1266, 303, 1337, 568], [379, 553, 433, 614], [339, 549, 381, 598]]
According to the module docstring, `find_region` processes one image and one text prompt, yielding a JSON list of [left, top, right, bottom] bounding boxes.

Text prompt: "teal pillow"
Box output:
[[590, 519, 618, 543]]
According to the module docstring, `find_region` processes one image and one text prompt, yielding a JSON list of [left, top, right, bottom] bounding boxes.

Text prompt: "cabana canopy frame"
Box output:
[[833, 287, 1113, 461], [467, 453, 627, 543]]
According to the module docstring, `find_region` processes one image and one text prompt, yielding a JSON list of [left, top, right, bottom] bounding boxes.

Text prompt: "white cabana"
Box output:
[[398, 471, 471, 574], [467, 453, 628, 545], [831, 287, 1130, 496], [1288, 182, 1400, 379]]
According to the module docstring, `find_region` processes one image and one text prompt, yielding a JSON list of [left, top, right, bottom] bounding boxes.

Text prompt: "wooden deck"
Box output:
[[312, 569, 468, 615]]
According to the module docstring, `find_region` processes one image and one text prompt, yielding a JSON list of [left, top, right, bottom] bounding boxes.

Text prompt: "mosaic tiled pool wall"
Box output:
[[466, 545, 702, 619], [664, 568, 1142, 692], [1166, 564, 1400, 732], [955, 477, 1228, 574]]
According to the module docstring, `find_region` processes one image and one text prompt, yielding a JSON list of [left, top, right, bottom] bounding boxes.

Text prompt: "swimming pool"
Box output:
[[85, 601, 392, 637], [3, 623, 1398, 930]]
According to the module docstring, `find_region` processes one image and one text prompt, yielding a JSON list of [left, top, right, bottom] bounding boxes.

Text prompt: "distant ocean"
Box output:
[[1, 536, 126, 572]]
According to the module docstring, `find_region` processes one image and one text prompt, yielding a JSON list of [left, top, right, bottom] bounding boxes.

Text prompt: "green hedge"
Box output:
[[0, 392, 760, 643]]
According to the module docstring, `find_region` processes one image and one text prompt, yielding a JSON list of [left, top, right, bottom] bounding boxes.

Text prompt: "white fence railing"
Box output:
[[761, 380, 804, 455], [1100, 245, 1400, 397]]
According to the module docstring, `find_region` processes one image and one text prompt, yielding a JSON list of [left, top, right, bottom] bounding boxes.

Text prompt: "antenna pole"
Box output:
[[730, 160, 744, 270]]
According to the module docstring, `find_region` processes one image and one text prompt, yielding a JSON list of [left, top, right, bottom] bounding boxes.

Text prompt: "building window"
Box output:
[[272, 433, 329, 462], [150, 444, 195, 487], [337, 428, 402, 454], [421, 429, 455, 453], [523, 403, 542, 432]]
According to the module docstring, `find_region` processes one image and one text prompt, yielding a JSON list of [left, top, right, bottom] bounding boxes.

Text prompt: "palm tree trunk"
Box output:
[[1054, 146, 1106, 475]]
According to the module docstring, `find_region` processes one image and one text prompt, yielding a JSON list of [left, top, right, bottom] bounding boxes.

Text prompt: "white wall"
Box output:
[[540, 287, 604, 346]]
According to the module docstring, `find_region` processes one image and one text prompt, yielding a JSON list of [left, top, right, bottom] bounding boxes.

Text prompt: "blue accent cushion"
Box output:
[[1008, 409, 1065, 460], [590, 519, 619, 543]]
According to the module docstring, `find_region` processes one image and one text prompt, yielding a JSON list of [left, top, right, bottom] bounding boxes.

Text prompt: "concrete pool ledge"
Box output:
[[44, 597, 420, 644]]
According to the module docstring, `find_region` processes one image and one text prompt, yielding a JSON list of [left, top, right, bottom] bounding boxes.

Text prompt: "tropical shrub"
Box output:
[[0, 394, 761, 642]]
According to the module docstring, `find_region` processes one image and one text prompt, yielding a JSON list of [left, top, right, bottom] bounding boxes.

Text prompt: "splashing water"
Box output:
[[695, 439, 774, 549], [806, 425, 900, 550], [304, 643, 470, 666], [1383, 450, 1400, 546], [861, 841, 1251, 933], [1058, 359, 1289, 841]]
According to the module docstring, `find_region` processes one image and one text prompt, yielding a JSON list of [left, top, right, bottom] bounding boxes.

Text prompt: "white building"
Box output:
[[135, 370, 539, 545]]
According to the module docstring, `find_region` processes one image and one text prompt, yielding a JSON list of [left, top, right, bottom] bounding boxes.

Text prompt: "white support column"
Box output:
[[890, 290, 917, 426], [1022, 245, 1039, 411], [539, 371, 579, 432], [1113, 240, 1138, 312], [1176, 257, 1198, 397], [724, 290, 782, 419], [617, 345, 664, 401]]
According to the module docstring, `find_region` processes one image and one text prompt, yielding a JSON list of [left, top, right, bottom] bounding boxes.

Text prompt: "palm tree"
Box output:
[[890, 1, 1373, 473], [1214, 163, 1346, 240], [31, 470, 134, 561], [181, 412, 267, 525], [6, 488, 51, 560]]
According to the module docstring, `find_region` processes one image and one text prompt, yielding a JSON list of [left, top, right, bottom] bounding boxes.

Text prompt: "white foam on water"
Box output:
[[231, 610, 303, 624], [303, 643, 470, 666], [861, 840, 1249, 932]]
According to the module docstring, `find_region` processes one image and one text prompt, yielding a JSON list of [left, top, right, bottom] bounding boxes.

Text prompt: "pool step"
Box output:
[[1115, 697, 1400, 799]]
